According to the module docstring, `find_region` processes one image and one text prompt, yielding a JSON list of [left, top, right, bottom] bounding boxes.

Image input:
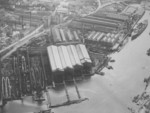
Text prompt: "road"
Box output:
[[54, 10, 150, 113], [1, 6, 150, 113]]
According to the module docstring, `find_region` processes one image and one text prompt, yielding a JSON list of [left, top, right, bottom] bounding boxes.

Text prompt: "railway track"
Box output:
[[0, 24, 46, 61]]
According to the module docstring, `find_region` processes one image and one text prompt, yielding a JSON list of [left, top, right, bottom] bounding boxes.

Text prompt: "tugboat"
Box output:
[[131, 19, 148, 40]]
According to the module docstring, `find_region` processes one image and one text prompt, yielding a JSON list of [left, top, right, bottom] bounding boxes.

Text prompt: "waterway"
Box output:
[[1, 11, 150, 113]]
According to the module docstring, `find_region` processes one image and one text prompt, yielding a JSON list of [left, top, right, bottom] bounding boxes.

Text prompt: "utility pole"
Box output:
[[25, 11, 31, 27], [15, 20, 16, 30], [63, 81, 70, 102], [30, 11, 31, 27], [22, 16, 23, 30], [0, 60, 2, 106]]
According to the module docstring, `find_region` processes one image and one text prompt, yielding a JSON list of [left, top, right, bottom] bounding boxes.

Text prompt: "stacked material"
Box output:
[[52, 27, 81, 45], [47, 44, 92, 83]]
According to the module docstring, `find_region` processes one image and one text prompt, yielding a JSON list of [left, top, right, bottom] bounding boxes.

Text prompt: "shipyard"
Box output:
[[0, 0, 150, 113]]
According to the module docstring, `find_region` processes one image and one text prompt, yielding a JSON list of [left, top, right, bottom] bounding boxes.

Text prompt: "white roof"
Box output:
[[76, 44, 92, 64], [47, 46, 56, 71], [106, 33, 111, 37], [76, 44, 84, 63], [58, 46, 67, 69], [59, 29, 67, 42], [102, 36, 107, 42], [114, 33, 120, 39], [67, 29, 74, 41], [60, 45, 73, 69], [97, 33, 105, 41], [47, 45, 63, 71], [67, 46, 76, 66], [54, 28, 62, 42], [78, 44, 92, 63], [110, 33, 115, 38], [69, 45, 82, 66], [73, 31, 80, 40], [92, 32, 100, 40], [87, 31, 96, 40]]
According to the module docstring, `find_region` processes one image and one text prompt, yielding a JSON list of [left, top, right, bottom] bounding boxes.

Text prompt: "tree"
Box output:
[[8, 0, 19, 5], [0, 0, 10, 8], [136, 0, 143, 3]]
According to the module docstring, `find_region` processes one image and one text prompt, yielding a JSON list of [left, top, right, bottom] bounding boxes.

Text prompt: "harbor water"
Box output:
[[1, 11, 150, 113]]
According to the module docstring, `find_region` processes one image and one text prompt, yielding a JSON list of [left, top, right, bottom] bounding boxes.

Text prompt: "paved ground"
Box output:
[[1, 10, 150, 113], [54, 11, 150, 113]]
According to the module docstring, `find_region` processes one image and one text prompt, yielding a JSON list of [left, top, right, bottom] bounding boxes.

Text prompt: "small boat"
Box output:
[[34, 109, 52, 113], [131, 19, 148, 40], [110, 59, 115, 62], [147, 48, 150, 56], [107, 66, 113, 70]]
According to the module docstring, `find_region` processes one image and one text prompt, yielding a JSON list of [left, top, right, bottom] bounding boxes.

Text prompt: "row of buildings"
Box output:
[[0, 0, 146, 110]]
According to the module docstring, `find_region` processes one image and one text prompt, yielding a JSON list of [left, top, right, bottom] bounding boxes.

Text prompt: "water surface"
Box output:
[[2, 11, 150, 113]]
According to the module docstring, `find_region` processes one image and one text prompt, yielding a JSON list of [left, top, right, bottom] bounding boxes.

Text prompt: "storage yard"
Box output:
[[0, 0, 149, 113]]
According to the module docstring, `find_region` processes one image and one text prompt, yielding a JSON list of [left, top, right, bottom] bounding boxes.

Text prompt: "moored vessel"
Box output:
[[131, 19, 148, 40]]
